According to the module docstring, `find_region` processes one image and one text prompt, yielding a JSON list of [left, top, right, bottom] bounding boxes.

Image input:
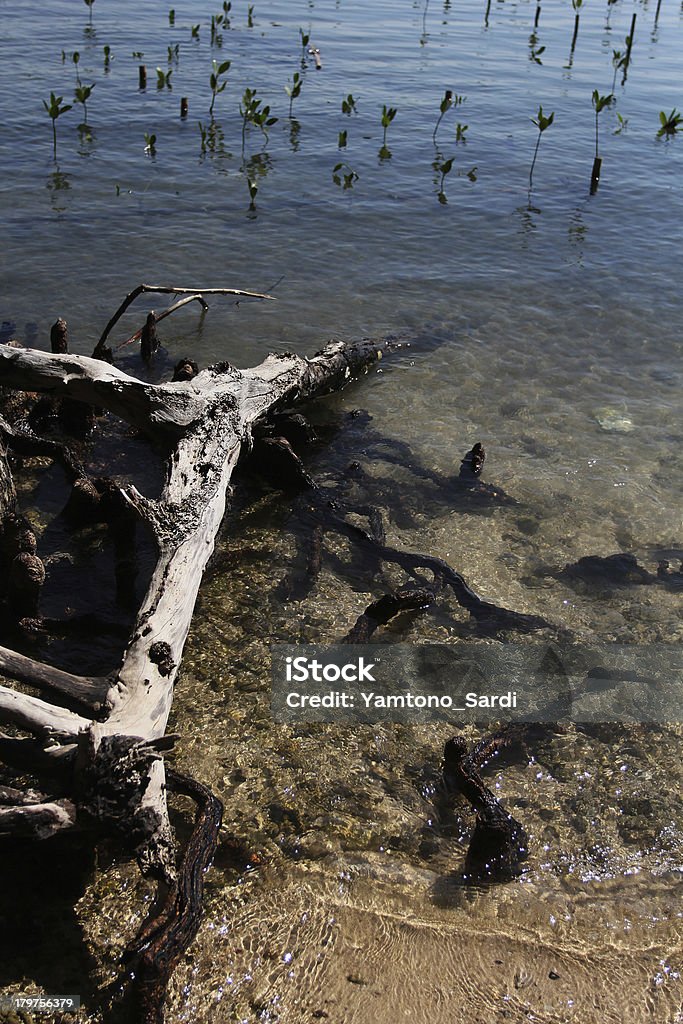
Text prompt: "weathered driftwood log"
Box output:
[[0, 323, 399, 1019]]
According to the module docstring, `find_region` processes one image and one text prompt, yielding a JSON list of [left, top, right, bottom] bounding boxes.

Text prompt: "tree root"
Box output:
[[128, 768, 223, 1024], [443, 734, 528, 880]]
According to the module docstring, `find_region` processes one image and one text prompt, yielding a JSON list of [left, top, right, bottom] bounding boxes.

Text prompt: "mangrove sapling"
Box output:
[[341, 93, 357, 115], [156, 67, 173, 89], [240, 88, 278, 153], [570, 0, 582, 53], [379, 103, 397, 159], [657, 109, 683, 137], [528, 104, 554, 192], [285, 72, 302, 119], [333, 162, 359, 189], [436, 156, 454, 204], [623, 14, 637, 80], [590, 90, 612, 193], [210, 14, 224, 46], [74, 82, 95, 127], [43, 92, 72, 160], [209, 60, 231, 117], [611, 49, 626, 95], [433, 90, 453, 143]]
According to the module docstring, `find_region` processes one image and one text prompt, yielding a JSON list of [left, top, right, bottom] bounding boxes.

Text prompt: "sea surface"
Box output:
[[0, 1, 682, 1021]]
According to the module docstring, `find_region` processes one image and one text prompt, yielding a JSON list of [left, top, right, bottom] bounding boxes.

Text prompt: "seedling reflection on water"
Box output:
[[43, 92, 72, 160], [657, 109, 683, 138]]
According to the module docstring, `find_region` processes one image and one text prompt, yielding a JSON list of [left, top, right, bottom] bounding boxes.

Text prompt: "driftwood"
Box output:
[[0, 292, 400, 1020]]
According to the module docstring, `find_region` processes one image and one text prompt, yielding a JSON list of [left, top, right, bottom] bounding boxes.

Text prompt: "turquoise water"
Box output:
[[1, 2, 683, 1022]]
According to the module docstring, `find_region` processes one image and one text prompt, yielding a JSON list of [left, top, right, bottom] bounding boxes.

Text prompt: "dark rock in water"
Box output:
[[459, 441, 485, 478]]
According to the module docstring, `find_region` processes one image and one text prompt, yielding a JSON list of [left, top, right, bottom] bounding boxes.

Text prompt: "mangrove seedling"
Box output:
[[285, 72, 302, 118], [132, 50, 144, 58], [333, 162, 359, 189], [223, 1, 232, 24], [209, 59, 231, 117], [72, 51, 81, 85], [83, 0, 94, 23], [247, 177, 258, 210], [74, 82, 95, 125], [433, 90, 453, 143], [657, 109, 683, 137], [455, 122, 468, 142], [240, 88, 277, 153], [103, 44, 111, 69], [341, 93, 357, 115], [248, 5, 254, 27], [144, 131, 157, 155], [169, 9, 175, 24], [591, 90, 612, 193], [168, 43, 180, 64], [191, 24, 200, 39], [570, 0, 582, 52], [380, 103, 397, 150], [338, 129, 347, 148], [156, 67, 173, 89], [529, 104, 554, 191], [611, 49, 626, 94], [436, 156, 454, 204], [211, 14, 224, 46], [43, 92, 72, 160], [614, 112, 628, 135]]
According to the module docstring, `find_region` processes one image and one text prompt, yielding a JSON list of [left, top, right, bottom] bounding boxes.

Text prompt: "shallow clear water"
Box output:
[[1, 0, 682, 1021]]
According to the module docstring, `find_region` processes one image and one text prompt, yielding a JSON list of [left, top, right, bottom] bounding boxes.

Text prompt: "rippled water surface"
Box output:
[[1, 0, 682, 1021]]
